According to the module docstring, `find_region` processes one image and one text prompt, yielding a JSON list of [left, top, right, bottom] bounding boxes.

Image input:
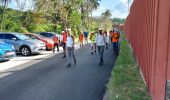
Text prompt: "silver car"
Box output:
[[0, 32, 46, 56]]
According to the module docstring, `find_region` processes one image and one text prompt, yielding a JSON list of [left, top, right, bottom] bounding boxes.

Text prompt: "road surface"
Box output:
[[0, 44, 116, 100]]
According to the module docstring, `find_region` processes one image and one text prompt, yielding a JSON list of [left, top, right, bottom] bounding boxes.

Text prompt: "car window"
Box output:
[[40, 33, 54, 38], [15, 34, 31, 40], [40, 33, 47, 37], [48, 33, 54, 38], [0, 34, 5, 39], [26, 34, 31, 37], [5, 34, 17, 40]]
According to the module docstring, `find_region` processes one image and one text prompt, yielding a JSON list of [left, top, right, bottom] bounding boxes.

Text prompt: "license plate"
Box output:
[[6, 52, 15, 56]]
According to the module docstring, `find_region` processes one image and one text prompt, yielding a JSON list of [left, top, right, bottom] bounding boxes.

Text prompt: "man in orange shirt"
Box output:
[[111, 29, 120, 55], [53, 35, 59, 53], [79, 31, 84, 48]]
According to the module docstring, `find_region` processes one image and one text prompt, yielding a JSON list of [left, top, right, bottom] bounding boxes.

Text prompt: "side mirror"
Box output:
[[12, 37, 17, 41]]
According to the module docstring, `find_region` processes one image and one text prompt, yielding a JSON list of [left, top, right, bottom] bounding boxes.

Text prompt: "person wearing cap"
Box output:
[[83, 31, 89, 44], [111, 28, 120, 55], [61, 30, 67, 58], [95, 28, 106, 65], [79, 31, 84, 48], [66, 29, 77, 67], [89, 32, 96, 54], [53, 35, 59, 53]]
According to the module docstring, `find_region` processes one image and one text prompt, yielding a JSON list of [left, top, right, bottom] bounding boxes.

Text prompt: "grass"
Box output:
[[106, 34, 151, 100]]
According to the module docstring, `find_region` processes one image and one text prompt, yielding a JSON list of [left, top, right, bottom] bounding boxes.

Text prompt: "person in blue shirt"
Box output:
[[83, 31, 89, 44]]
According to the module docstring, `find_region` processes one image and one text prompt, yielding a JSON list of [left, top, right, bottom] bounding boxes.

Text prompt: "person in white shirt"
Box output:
[[66, 29, 76, 67], [104, 31, 110, 49], [96, 28, 106, 65]]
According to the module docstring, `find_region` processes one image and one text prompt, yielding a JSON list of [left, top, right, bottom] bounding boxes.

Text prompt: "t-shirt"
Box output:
[[62, 32, 67, 43], [83, 31, 88, 37], [79, 34, 84, 42], [96, 34, 105, 46], [53, 36, 59, 43], [104, 34, 110, 43], [90, 34, 96, 43], [66, 36, 73, 47]]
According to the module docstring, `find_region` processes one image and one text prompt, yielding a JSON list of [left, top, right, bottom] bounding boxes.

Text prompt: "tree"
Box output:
[[112, 18, 125, 24], [99, 9, 112, 31], [81, 0, 100, 31], [101, 9, 112, 19], [0, 0, 11, 31]]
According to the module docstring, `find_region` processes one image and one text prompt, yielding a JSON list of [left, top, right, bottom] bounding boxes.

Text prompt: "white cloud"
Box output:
[[92, 4, 128, 18], [92, 6, 107, 17], [92, 0, 134, 18], [120, 0, 133, 4], [120, 0, 128, 4]]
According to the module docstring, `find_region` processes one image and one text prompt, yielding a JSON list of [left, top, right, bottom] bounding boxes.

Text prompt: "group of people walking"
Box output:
[[77, 28, 120, 65], [58, 28, 120, 67]]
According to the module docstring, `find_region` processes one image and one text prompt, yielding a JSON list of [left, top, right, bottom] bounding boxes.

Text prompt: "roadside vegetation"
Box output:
[[0, 0, 125, 35], [106, 33, 151, 100]]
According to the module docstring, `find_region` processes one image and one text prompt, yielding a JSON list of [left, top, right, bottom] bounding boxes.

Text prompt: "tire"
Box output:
[[20, 46, 31, 56]]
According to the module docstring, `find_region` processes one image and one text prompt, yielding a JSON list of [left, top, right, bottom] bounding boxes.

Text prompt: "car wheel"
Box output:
[[20, 46, 31, 56]]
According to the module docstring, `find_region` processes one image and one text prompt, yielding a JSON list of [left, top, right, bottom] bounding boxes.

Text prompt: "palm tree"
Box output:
[[81, 0, 100, 31], [101, 9, 112, 19], [0, 0, 11, 31], [33, 0, 82, 30], [101, 9, 112, 31]]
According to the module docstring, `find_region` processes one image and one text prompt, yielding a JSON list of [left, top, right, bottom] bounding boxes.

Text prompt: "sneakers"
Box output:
[[66, 63, 71, 67], [99, 61, 104, 66], [62, 55, 66, 58]]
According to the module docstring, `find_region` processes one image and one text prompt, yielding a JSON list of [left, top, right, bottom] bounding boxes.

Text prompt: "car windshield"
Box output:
[[48, 33, 54, 38], [15, 34, 31, 40], [41, 32, 54, 38], [0, 40, 3, 43]]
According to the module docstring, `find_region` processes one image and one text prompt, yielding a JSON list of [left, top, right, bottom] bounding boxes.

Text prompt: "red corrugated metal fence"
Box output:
[[125, 0, 170, 99]]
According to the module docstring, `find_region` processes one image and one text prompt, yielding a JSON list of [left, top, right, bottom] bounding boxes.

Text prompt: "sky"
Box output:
[[8, 0, 133, 19], [92, 0, 133, 18]]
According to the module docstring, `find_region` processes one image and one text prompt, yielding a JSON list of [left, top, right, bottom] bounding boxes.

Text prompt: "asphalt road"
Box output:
[[0, 44, 116, 100]]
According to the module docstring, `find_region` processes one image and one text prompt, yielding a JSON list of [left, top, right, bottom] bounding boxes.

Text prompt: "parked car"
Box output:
[[24, 33, 54, 51], [0, 32, 46, 56], [0, 40, 15, 61]]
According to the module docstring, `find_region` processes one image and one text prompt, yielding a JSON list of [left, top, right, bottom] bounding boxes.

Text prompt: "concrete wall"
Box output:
[[125, 0, 170, 99]]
